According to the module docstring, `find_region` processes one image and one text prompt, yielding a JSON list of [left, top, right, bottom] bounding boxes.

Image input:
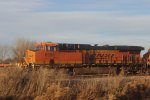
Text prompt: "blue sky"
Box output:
[[0, 0, 150, 53]]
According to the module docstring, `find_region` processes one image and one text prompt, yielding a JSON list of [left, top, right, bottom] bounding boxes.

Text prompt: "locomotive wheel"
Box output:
[[67, 68, 75, 76], [27, 63, 35, 70]]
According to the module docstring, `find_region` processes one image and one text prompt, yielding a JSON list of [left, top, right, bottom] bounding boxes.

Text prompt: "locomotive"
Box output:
[[23, 42, 148, 75]]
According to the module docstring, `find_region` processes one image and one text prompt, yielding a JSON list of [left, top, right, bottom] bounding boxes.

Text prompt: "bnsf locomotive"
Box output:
[[24, 42, 148, 75]]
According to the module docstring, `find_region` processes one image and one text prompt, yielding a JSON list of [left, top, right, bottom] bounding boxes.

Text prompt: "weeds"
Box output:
[[0, 67, 150, 100]]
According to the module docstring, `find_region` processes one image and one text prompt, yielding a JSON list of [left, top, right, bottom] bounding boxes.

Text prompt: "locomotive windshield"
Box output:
[[46, 46, 57, 51], [35, 45, 57, 51], [36, 46, 44, 50]]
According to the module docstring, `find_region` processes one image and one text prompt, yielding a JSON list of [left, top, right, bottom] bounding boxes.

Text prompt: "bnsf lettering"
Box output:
[[96, 54, 115, 59]]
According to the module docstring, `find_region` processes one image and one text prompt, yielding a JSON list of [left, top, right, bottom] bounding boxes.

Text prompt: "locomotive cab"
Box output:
[[35, 42, 58, 65], [25, 42, 58, 67]]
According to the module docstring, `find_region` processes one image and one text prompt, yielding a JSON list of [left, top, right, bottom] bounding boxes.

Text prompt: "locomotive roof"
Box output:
[[93, 45, 144, 51], [57, 43, 144, 51], [58, 43, 91, 50], [37, 42, 144, 51], [58, 43, 91, 46]]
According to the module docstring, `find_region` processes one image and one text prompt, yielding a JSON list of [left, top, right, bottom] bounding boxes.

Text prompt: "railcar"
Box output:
[[143, 49, 150, 66], [24, 42, 145, 75]]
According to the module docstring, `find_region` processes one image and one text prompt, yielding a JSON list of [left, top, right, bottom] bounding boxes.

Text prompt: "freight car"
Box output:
[[23, 42, 145, 75], [143, 49, 150, 67], [0, 64, 12, 67]]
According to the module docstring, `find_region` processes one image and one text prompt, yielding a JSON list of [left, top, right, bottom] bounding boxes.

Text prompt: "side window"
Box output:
[[48, 46, 51, 51], [50, 47, 57, 51], [54, 47, 56, 51], [46, 46, 51, 51]]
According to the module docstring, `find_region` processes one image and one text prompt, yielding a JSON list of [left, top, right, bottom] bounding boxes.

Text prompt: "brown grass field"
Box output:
[[0, 67, 150, 100]]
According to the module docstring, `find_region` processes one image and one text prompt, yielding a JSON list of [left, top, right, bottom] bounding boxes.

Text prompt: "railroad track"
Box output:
[[66, 73, 150, 79]]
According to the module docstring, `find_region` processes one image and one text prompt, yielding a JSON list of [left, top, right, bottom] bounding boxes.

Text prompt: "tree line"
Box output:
[[0, 38, 36, 64]]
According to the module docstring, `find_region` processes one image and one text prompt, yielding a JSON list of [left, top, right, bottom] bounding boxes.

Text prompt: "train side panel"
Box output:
[[54, 51, 83, 65], [95, 50, 119, 64], [94, 50, 142, 65]]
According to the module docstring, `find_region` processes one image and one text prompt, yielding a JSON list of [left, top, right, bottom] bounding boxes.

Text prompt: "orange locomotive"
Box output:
[[24, 42, 144, 69]]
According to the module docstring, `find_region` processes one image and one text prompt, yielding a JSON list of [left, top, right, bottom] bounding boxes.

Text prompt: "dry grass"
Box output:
[[0, 67, 150, 100]]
